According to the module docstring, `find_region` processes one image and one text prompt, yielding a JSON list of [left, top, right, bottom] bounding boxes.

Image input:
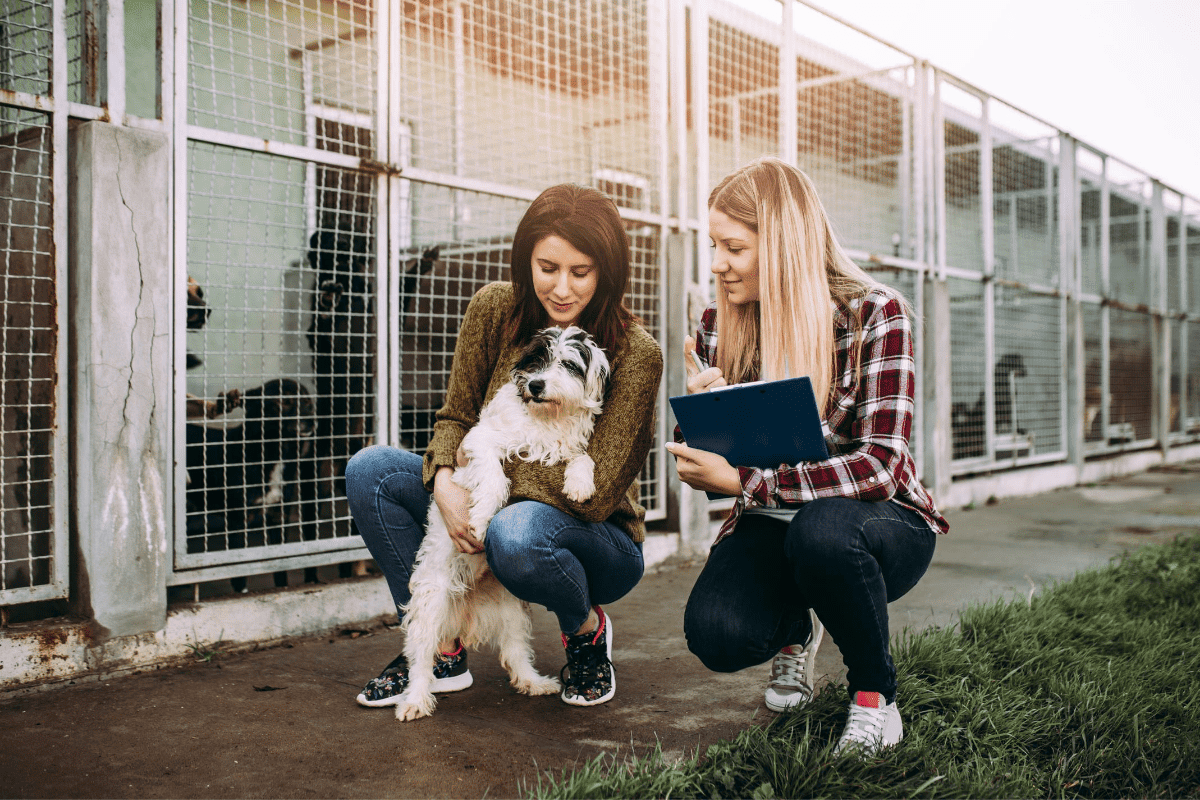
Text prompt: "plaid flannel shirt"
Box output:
[[677, 286, 949, 548]]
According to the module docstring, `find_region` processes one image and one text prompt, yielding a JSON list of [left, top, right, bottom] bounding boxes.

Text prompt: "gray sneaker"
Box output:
[[764, 610, 824, 712]]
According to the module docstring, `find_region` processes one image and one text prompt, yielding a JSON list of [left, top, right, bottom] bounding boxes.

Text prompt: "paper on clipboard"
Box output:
[[669, 376, 829, 500]]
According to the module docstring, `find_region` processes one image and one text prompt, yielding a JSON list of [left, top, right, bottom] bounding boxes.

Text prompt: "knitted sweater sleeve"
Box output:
[[421, 282, 507, 492], [504, 326, 664, 523]]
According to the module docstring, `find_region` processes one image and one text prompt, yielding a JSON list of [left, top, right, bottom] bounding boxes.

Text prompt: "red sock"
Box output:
[[854, 691, 885, 708]]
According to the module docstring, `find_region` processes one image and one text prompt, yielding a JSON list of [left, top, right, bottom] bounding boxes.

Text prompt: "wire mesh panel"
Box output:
[[394, 0, 666, 519], [1108, 308, 1153, 444], [394, 186, 524, 452], [949, 277, 987, 463], [797, 68, 912, 258], [183, 140, 375, 568], [993, 286, 1062, 460], [1106, 162, 1152, 309], [992, 152, 1059, 286], [189, 0, 375, 144], [627, 224, 664, 515], [398, 0, 661, 214], [941, 83, 984, 273], [707, 14, 778, 183], [0, 103, 60, 604], [181, 0, 381, 576], [1079, 172, 1104, 297], [62, 0, 103, 106], [1166, 192, 1184, 315], [1082, 302, 1105, 446], [1, 0, 52, 96]]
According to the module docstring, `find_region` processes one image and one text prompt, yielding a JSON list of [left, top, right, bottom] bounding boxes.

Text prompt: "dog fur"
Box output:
[[186, 378, 316, 542], [393, 326, 611, 722]]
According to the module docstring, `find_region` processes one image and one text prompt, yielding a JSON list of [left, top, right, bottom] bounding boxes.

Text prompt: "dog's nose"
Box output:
[[528, 379, 545, 397]]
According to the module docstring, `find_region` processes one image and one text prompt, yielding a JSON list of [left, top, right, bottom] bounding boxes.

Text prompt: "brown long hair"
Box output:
[[509, 184, 638, 353], [709, 157, 902, 407]]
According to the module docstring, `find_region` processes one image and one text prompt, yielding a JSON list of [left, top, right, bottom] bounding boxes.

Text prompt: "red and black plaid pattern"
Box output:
[[680, 287, 949, 547]]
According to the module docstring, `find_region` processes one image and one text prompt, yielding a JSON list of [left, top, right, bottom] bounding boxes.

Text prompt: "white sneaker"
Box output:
[[834, 691, 903, 756], [764, 609, 824, 712]]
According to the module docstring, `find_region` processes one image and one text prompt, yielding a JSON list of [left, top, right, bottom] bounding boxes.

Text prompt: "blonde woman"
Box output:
[[666, 157, 948, 757]]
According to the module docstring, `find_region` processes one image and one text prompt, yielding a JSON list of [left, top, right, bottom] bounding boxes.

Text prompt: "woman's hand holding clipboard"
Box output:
[[669, 338, 829, 499]]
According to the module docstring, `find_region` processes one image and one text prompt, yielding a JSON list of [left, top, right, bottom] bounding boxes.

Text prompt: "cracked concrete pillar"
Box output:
[[69, 122, 172, 638]]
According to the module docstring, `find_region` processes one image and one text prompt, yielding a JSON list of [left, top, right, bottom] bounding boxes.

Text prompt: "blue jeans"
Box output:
[[344, 445, 644, 634], [684, 497, 936, 701]]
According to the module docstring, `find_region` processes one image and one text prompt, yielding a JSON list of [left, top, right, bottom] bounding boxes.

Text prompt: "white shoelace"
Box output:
[[769, 646, 813, 698], [839, 702, 888, 748]]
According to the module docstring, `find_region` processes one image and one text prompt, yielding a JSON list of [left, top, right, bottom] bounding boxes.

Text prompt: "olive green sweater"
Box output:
[[421, 282, 664, 543]]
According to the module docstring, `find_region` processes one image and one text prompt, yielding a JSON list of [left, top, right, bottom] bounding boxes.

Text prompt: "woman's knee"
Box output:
[[344, 445, 397, 490], [484, 502, 554, 583], [684, 594, 773, 673]]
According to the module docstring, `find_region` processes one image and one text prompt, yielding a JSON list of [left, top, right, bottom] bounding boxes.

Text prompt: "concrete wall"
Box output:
[[69, 122, 173, 639]]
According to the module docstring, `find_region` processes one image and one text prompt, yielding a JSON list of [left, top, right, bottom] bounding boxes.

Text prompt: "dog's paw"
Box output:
[[563, 456, 596, 502], [394, 694, 435, 722], [514, 674, 562, 696]]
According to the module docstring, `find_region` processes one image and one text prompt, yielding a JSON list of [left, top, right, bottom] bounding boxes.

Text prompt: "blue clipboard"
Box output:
[[669, 376, 830, 500]]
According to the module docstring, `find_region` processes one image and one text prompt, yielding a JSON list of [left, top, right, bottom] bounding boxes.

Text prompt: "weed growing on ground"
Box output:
[[528, 536, 1200, 799], [184, 631, 226, 663]]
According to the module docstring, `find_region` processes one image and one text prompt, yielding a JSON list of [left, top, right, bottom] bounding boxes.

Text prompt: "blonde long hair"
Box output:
[[709, 157, 893, 409]]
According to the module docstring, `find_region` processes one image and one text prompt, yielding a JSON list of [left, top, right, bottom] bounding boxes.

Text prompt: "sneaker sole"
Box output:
[[355, 670, 474, 707], [764, 689, 809, 713], [561, 613, 615, 707]]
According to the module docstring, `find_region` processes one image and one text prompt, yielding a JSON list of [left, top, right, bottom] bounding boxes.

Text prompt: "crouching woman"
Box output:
[[667, 157, 948, 756], [345, 183, 662, 709]]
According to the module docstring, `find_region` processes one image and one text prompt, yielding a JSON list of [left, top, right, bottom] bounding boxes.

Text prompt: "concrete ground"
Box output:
[[3, 463, 1197, 799]]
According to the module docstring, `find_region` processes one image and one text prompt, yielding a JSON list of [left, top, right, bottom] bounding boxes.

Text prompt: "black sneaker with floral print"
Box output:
[[560, 607, 615, 706], [355, 643, 473, 707]]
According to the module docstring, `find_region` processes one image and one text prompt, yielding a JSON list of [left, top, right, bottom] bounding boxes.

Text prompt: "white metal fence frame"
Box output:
[[0, 0, 70, 609], [2, 0, 1199, 610], [684, 0, 1200, 519], [171, 0, 670, 586]]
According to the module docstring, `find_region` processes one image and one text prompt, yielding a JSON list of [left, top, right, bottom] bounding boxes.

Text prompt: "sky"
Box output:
[[786, 0, 1200, 206]]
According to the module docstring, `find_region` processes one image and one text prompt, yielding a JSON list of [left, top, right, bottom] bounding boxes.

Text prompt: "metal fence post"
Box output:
[[1060, 134, 1086, 471], [1151, 181, 1170, 453]]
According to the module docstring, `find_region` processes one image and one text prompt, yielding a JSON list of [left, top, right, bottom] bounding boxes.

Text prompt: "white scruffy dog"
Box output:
[[394, 325, 612, 722]]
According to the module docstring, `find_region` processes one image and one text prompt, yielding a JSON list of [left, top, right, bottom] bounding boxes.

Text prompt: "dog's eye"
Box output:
[[563, 359, 586, 380]]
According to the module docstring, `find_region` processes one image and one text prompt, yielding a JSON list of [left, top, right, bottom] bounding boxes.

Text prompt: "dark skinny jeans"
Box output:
[[684, 496, 936, 702]]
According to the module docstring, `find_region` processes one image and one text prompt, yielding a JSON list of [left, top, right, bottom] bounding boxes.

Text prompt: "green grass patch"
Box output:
[[527, 536, 1200, 799]]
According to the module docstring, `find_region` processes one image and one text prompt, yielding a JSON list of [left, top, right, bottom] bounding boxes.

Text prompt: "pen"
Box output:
[[690, 350, 705, 374]]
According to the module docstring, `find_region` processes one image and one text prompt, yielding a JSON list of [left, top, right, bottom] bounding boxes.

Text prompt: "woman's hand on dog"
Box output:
[[434, 466, 484, 554]]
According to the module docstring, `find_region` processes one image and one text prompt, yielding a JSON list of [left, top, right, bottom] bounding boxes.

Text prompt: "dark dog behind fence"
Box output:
[[185, 378, 316, 549], [951, 352, 1028, 461]]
